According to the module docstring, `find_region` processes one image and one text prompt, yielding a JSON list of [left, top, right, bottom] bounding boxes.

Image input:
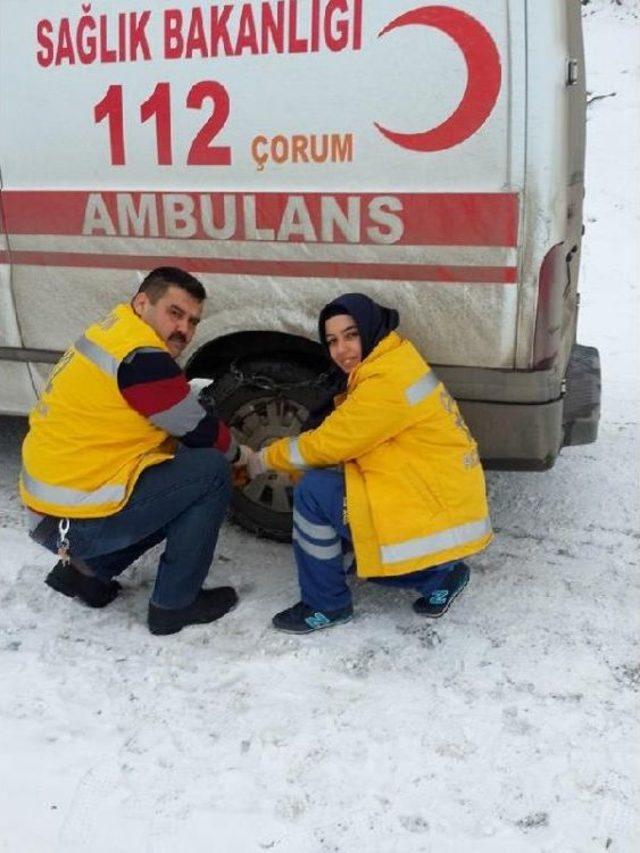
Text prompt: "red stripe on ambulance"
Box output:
[[4, 250, 516, 284], [2, 191, 519, 247]]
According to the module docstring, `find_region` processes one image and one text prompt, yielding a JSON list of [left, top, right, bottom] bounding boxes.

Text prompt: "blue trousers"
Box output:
[[32, 447, 231, 609], [292, 469, 457, 611]]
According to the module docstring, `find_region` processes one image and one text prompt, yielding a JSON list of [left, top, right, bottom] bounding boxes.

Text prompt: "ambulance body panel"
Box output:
[[0, 0, 600, 483]]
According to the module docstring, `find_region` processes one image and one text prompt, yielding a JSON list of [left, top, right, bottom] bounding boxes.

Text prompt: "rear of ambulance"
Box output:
[[429, 0, 600, 468]]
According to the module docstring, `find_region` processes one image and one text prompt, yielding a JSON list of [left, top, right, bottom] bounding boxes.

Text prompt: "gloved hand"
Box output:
[[189, 377, 214, 395], [233, 444, 253, 468], [247, 448, 268, 479]]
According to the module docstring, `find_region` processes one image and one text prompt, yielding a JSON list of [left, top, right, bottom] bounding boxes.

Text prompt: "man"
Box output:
[[20, 267, 247, 635]]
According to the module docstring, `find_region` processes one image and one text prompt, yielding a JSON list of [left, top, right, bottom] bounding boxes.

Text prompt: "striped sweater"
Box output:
[[118, 348, 236, 459]]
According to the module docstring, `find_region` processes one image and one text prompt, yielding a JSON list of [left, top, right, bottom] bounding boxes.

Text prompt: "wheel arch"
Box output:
[[185, 330, 330, 379]]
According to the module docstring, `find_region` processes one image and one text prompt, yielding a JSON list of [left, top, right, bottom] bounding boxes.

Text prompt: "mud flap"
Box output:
[[562, 344, 601, 446]]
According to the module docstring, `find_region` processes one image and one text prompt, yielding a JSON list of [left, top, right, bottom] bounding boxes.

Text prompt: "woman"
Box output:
[[248, 293, 492, 634]]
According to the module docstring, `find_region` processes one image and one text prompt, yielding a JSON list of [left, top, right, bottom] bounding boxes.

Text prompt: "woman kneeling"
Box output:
[[248, 293, 493, 634]]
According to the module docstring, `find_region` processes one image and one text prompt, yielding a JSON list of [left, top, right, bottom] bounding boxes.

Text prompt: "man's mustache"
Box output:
[[169, 332, 187, 345]]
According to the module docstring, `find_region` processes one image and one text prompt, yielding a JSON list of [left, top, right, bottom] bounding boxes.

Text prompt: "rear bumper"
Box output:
[[458, 398, 564, 471], [441, 343, 601, 471]]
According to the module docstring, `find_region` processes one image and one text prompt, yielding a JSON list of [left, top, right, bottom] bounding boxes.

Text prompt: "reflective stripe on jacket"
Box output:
[[19, 304, 177, 518], [265, 332, 492, 577]]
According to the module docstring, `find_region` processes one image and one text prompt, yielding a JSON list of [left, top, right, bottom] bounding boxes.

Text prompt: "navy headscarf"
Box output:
[[318, 293, 400, 360], [301, 294, 400, 431]]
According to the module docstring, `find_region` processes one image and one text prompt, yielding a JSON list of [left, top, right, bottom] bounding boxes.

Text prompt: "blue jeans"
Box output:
[[32, 447, 231, 609], [292, 469, 457, 611]]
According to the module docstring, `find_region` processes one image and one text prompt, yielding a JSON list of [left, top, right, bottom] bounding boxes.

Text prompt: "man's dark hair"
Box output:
[[137, 267, 206, 303]]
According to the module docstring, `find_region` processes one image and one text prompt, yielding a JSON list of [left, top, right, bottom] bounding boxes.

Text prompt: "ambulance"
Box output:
[[0, 0, 601, 539]]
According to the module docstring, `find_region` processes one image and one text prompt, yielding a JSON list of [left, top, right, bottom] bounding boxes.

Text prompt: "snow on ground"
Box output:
[[1, 4, 639, 852]]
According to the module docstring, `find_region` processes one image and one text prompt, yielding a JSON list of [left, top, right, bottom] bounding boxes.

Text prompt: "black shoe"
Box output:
[[272, 601, 353, 634], [45, 561, 121, 608], [148, 587, 238, 636], [412, 562, 470, 618]]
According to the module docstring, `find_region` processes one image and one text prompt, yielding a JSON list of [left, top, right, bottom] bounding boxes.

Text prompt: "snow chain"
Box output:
[[222, 361, 332, 397]]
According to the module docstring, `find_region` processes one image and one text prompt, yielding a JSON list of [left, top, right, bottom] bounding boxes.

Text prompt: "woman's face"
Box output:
[[324, 314, 363, 374]]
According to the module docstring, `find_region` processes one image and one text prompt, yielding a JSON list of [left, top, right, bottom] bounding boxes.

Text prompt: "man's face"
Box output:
[[132, 285, 203, 358]]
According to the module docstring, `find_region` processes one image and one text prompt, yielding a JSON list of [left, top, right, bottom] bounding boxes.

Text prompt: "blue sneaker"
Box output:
[[412, 562, 470, 618], [272, 601, 353, 634]]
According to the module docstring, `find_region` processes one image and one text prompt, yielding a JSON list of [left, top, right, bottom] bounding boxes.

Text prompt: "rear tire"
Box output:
[[208, 356, 325, 541]]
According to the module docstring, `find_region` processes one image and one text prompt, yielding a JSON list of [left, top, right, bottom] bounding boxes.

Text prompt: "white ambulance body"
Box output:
[[0, 1, 600, 535]]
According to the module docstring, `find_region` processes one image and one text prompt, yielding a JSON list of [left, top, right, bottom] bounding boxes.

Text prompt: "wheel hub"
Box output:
[[230, 395, 309, 515]]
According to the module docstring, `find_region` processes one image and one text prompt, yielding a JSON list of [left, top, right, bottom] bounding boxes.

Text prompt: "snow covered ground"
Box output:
[[1, 3, 638, 851]]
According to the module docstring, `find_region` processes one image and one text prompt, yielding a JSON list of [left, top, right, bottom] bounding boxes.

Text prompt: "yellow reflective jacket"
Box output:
[[265, 332, 492, 577], [20, 304, 176, 518]]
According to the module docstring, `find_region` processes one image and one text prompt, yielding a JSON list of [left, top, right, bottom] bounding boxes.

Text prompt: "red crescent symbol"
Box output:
[[375, 6, 502, 152]]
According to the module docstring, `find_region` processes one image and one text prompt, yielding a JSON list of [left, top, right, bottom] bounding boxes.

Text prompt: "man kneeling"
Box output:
[[20, 267, 247, 635]]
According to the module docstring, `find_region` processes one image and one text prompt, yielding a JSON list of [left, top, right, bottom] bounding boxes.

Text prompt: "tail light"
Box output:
[[533, 243, 566, 370]]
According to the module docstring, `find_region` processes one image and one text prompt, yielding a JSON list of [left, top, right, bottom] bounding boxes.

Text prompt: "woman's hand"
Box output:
[[247, 449, 268, 479], [233, 444, 253, 468]]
